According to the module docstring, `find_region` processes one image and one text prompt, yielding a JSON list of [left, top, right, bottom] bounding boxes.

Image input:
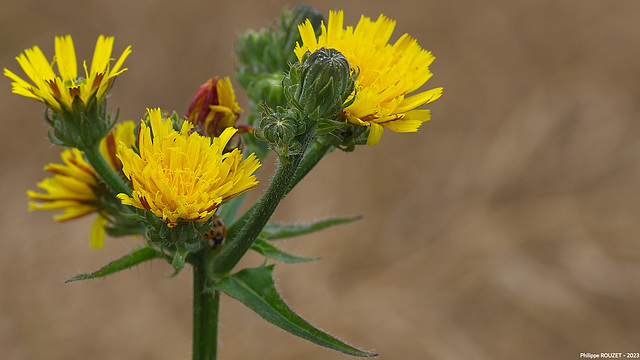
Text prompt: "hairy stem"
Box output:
[[83, 143, 132, 196], [225, 140, 332, 242], [211, 122, 318, 275], [193, 257, 220, 360]]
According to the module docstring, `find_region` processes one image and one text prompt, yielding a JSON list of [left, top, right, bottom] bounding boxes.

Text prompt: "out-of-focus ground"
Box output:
[[2, 1, 640, 359]]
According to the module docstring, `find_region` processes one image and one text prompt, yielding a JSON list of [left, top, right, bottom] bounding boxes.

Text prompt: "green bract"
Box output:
[[45, 95, 117, 149]]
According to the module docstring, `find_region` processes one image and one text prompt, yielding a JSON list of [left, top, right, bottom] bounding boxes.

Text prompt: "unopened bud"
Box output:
[[283, 48, 356, 120], [255, 105, 306, 159], [185, 76, 247, 138]]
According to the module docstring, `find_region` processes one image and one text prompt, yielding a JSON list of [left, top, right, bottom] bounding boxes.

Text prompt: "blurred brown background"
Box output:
[[2, 0, 640, 359]]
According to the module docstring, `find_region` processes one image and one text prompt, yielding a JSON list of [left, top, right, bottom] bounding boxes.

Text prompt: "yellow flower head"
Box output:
[[295, 11, 443, 146], [186, 76, 249, 138], [4, 35, 131, 113], [117, 109, 261, 228], [27, 121, 137, 248]]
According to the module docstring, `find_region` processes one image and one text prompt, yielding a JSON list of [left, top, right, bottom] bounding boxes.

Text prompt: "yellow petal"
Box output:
[[326, 10, 344, 43], [366, 122, 384, 146], [90, 35, 113, 75], [394, 87, 443, 113], [110, 45, 132, 76], [54, 35, 77, 80], [90, 215, 108, 249], [295, 19, 319, 59]]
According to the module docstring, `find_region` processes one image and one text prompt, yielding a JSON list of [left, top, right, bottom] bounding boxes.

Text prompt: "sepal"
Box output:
[[143, 212, 204, 252], [255, 104, 307, 161]]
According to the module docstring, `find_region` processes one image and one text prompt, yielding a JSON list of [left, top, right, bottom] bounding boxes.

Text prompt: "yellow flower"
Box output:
[[117, 108, 261, 228], [4, 35, 131, 113], [27, 121, 137, 249], [295, 11, 443, 146], [186, 76, 249, 138], [100, 120, 136, 172]]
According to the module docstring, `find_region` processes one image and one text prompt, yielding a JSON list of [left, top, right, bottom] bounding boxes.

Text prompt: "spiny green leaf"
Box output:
[[66, 247, 163, 283], [214, 265, 376, 357], [260, 215, 362, 240], [251, 238, 318, 263]]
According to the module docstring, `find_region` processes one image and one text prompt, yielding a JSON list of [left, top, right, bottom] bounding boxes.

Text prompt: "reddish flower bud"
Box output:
[[186, 76, 250, 138]]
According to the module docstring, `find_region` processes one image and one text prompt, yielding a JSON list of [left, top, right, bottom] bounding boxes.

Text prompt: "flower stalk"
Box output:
[[82, 141, 132, 196], [193, 256, 220, 360], [211, 119, 317, 276]]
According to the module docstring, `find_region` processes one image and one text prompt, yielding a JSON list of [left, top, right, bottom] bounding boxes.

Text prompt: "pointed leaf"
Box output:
[[66, 247, 163, 283], [260, 216, 362, 240], [214, 265, 376, 357], [251, 238, 318, 263]]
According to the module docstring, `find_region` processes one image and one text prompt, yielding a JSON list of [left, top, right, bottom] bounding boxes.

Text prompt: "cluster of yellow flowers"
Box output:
[[8, 35, 260, 247], [6, 9, 441, 247]]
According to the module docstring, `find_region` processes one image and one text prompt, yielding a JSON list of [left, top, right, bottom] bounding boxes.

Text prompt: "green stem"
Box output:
[[212, 122, 318, 275], [225, 140, 332, 242], [193, 256, 219, 360], [83, 142, 132, 196], [287, 140, 333, 193]]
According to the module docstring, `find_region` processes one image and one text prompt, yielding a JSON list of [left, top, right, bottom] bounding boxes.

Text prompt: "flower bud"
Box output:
[[235, 29, 273, 89], [235, 5, 325, 90], [255, 105, 306, 159], [283, 48, 356, 120], [185, 76, 249, 138], [246, 73, 286, 112], [279, 5, 324, 61]]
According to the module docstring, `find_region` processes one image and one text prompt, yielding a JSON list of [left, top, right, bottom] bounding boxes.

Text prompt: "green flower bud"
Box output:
[[279, 5, 324, 63], [246, 73, 286, 111], [283, 48, 356, 120], [235, 5, 324, 89], [235, 29, 274, 89], [235, 5, 326, 133], [255, 105, 306, 159]]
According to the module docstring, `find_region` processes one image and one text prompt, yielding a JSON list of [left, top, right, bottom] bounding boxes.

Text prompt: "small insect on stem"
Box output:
[[203, 215, 227, 250]]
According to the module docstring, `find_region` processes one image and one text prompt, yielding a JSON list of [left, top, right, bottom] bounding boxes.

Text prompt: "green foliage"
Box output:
[[251, 238, 318, 263], [214, 265, 376, 357], [66, 247, 163, 283], [260, 216, 362, 240], [235, 5, 324, 127]]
